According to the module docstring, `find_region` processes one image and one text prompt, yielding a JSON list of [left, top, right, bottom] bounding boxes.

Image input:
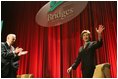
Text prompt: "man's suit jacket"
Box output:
[[71, 39, 103, 71], [1, 42, 19, 77]]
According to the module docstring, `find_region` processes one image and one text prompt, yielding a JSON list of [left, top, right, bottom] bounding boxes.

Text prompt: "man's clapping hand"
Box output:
[[14, 47, 28, 56], [14, 47, 23, 54], [18, 51, 28, 56]]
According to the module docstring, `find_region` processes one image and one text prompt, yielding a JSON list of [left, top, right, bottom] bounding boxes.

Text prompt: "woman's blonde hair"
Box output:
[[80, 30, 90, 38]]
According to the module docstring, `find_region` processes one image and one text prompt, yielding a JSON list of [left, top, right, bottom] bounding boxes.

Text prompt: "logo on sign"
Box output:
[[36, 1, 88, 27]]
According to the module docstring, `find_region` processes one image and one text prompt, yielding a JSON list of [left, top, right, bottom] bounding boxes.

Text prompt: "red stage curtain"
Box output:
[[1, 1, 117, 78]]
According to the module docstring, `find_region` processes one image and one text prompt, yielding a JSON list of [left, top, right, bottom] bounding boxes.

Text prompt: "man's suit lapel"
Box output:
[[4, 42, 11, 53]]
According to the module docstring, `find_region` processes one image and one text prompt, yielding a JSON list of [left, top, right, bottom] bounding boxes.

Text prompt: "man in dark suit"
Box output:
[[67, 25, 105, 78], [1, 34, 28, 78]]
